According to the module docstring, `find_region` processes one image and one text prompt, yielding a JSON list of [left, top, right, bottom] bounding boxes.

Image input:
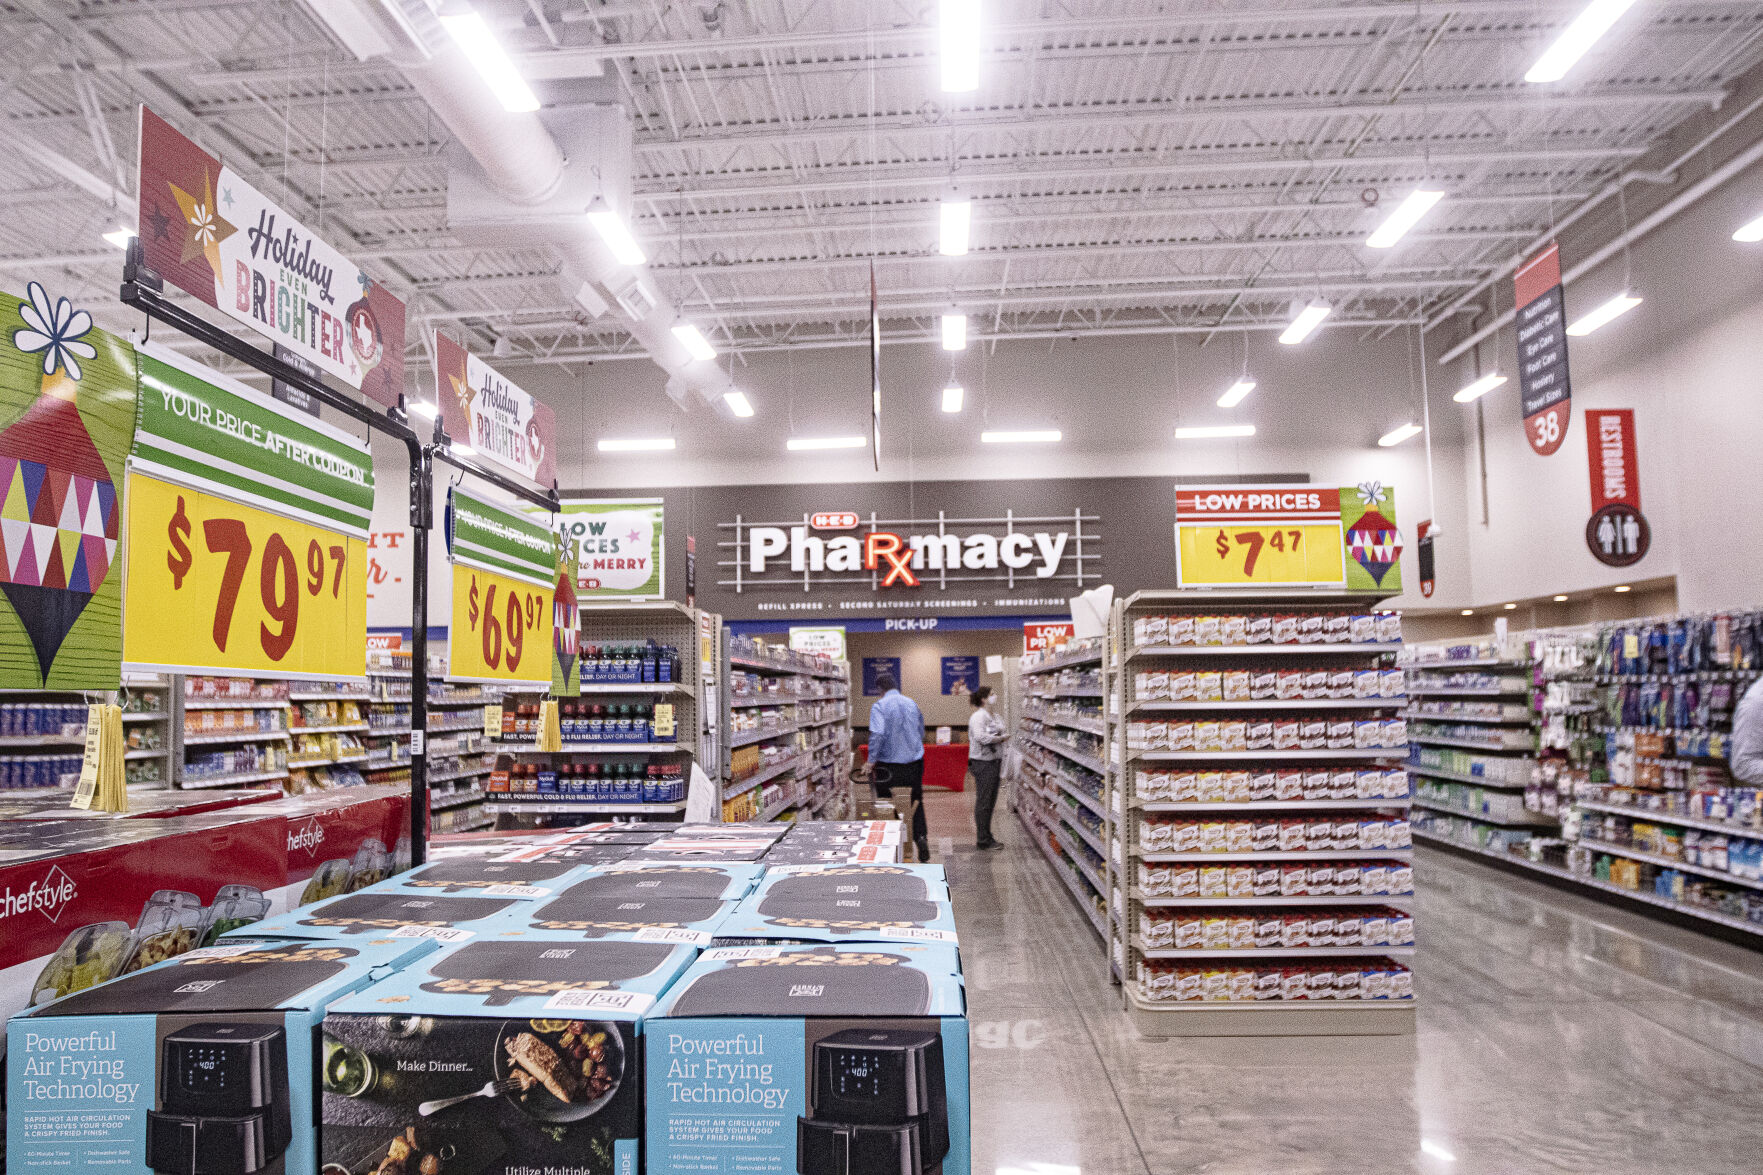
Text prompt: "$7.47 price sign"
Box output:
[[1176, 522, 1346, 587], [123, 473, 367, 678], [450, 565, 552, 685]]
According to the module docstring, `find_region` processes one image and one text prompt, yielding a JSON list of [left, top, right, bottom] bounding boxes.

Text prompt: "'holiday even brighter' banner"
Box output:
[[433, 334, 556, 488]]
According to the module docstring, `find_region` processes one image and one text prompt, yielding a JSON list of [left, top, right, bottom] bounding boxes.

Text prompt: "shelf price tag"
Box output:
[[449, 566, 553, 686], [483, 704, 504, 739], [653, 703, 676, 740], [123, 473, 367, 679], [1177, 523, 1346, 587]]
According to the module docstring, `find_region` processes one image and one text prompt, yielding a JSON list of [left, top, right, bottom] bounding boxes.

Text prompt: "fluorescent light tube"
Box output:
[[939, 194, 972, 256], [1216, 378, 1256, 408], [1454, 372, 1508, 403], [1554, 594, 1570, 602], [102, 227, 135, 249], [787, 436, 867, 451], [724, 390, 755, 417], [1503, 602, 1518, 610], [1460, 609, 1475, 616], [1420, 1140, 1458, 1162], [940, 0, 980, 92], [942, 313, 968, 351], [437, 6, 540, 113], [1378, 423, 1423, 447], [1614, 584, 1631, 592], [1734, 213, 1763, 243], [1175, 424, 1256, 439], [1279, 300, 1331, 345], [942, 382, 965, 413], [597, 438, 676, 452], [980, 430, 1060, 443], [1566, 293, 1642, 336], [410, 401, 439, 419], [1366, 189, 1444, 249], [586, 199, 646, 266], [672, 323, 717, 362], [1526, 0, 1641, 84]]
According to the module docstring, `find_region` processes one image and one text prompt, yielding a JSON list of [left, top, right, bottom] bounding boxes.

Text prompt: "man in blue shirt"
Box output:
[[867, 672, 930, 861]]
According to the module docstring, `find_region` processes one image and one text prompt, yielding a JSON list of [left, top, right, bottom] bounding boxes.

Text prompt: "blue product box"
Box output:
[[7, 937, 435, 1175], [752, 863, 950, 903], [322, 931, 695, 1175], [647, 943, 970, 1175], [716, 884, 960, 947], [232, 891, 531, 943], [355, 854, 596, 900]]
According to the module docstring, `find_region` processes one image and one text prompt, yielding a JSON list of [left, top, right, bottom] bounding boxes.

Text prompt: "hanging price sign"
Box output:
[[123, 473, 367, 677], [1177, 522, 1346, 587], [1173, 484, 1403, 592], [446, 487, 557, 687]]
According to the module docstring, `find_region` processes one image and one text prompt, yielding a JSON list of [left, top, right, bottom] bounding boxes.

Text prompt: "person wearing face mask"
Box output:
[[967, 686, 1008, 849]]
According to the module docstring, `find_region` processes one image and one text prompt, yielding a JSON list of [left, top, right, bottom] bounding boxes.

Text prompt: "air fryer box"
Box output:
[[359, 853, 596, 900], [647, 943, 970, 1175], [231, 891, 529, 943], [6, 937, 434, 1175], [322, 933, 696, 1175], [517, 871, 742, 946], [752, 864, 949, 902], [716, 869, 959, 946]]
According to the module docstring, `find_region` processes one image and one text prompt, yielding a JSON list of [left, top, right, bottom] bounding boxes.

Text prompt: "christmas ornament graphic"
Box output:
[[1344, 481, 1404, 589]]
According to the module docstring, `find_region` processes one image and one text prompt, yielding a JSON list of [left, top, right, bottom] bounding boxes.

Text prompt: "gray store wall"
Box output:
[[841, 629, 1021, 729]]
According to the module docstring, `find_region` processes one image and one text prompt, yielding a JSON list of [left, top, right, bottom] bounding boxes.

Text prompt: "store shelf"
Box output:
[[1021, 709, 1105, 735], [0, 734, 84, 746], [1128, 643, 1396, 659], [1405, 764, 1530, 789], [289, 723, 370, 735], [289, 691, 375, 702], [1134, 748, 1404, 762], [1136, 940, 1415, 959], [1411, 797, 1556, 826], [1021, 756, 1108, 818], [1020, 731, 1106, 774], [1133, 891, 1414, 907], [758, 791, 809, 822], [121, 712, 168, 722], [1402, 708, 1534, 726], [1403, 656, 1529, 668], [1020, 644, 1105, 675], [1061, 813, 1106, 857], [1138, 799, 1410, 812], [497, 741, 684, 754], [1140, 849, 1412, 862], [1575, 800, 1763, 837], [578, 681, 691, 695], [178, 769, 290, 789], [124, 748, 166, 760], [481, 799, 688, 815], [730, 651, 845, 679], [1020, 805, 1107, 941], [1026, 687, 1104, 700], [1402, 684, 1530, 698], [1408, 733, 1535, 753], [1122, 989, 1414, 1036], [725, 754, 802, 800], [183, 698, 290, 710], [1049, 821, 1107, 894], [183, 730, 290, 745], [430, 788, 484, 812], [1575, 838, 1763, 890], [731, 724, 804, 747], [1130, 697, 1407, 712], [290, 753, 369, 767]]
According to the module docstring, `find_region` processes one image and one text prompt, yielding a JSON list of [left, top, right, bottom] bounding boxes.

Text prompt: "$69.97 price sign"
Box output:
[[450, 565, 552, 685], [123, 473, 367, 678]]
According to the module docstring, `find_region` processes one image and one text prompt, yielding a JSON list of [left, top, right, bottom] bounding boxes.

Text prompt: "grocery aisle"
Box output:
[[923, 790, 1763, 1175]]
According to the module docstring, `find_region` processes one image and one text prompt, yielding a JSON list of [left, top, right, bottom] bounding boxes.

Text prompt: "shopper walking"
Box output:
[[1732, 675, 1763, 786], [967, 686, 1008, 849], [866, 672, 931, 861]]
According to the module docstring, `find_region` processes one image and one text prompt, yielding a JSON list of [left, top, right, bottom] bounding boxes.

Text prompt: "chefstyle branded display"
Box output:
[[647, 942, 969, 1175], [7, 938, 434, 1175], [321, 935, 697, 1175]]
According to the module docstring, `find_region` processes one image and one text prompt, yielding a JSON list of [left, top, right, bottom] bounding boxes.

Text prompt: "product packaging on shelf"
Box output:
[[234, 891, 529, 942], [715, 873, 959, 946], [7, 937, 435, 1175], [321, 933, 697, 1175], [646, 942, 970, 1175]]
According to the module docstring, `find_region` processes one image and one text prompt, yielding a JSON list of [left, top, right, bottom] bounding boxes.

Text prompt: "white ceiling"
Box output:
[[3, 0, 1763, 375]]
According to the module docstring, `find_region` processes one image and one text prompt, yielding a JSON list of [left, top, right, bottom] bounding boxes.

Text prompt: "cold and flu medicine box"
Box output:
[[646, 942, 971, 1175], [7, 937, 435, 1175], [322, 932, 698, 1175]]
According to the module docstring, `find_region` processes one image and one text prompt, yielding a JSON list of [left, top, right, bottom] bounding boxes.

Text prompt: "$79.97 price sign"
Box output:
[[123, 473, 367, 678], [450, 565, 553, 685]]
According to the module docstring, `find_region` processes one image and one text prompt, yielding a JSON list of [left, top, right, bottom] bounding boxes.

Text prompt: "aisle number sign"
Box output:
[[122, 344, 374, 679], [447, 487, 556, 687], [1174, 484, 1403, 592]]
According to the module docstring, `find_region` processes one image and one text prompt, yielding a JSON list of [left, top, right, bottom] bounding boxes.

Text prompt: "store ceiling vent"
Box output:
[[444, 103, 634, 247], [612, 277, 659, 322]]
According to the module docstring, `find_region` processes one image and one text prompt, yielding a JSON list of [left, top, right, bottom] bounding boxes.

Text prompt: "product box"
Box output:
[[321, 934, 698, 1175], [717, 876, 960, 946], [752, 863, 948, 902], [761, 843, 903, 865], [647, 943, 970, 1174], [362, 854, 593, 899], [521, 871, 744, 945], [235, 891, 530, 942], [7, 937, 435, 1175]]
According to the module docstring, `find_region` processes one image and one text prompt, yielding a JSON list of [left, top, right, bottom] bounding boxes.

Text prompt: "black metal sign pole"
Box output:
[[119, 244, 443, 863]]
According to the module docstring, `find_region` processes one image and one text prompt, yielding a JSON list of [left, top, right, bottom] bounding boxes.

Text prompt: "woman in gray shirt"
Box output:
[[968, 686, 1008, 849]]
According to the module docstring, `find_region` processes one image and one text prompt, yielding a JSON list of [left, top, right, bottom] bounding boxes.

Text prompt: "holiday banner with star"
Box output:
[[0, 282, 138, 689], [553, 499, 665, 601], [136, 105, 406, 409], [432, 332, 556, 488]]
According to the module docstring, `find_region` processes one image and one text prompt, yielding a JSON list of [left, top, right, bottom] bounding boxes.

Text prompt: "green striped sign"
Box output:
[[130, 344, 375, 538], [449, 486, 556, 587]]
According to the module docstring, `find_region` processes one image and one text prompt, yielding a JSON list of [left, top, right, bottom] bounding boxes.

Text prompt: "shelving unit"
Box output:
[[175, 678, 291, 791], [1108, 590, 1415, 1037], [0, 675, 174, 795], [721, 633, 851, 823]]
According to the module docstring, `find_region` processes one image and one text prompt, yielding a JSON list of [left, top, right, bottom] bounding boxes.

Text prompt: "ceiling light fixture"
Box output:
[[939, 192, 972, 256], [1525, 0, 1641, 84], [1279, 300, 1332, 345], [724, 390, 755, 417], [410, 401, 439, 420], [980, 430, 1061, 443], [1734, 212, 1763, 243], [586, 197, 645, 266], [1460, 609, 1475, 616], [437, 2, 540, 113], [1503, 602, 1518, 610], [1367, 189, 1445, 249], [1217, 378, 1256, 408], [1378, 423, 1423, 447], [942, 312, 968, 351], [1554, 594, 1570, 602], [1566, 292, 1643, 336], [102, 226, 136, 249], [671, 323, 717, 362], [1454, 372, 1508, 403], [1420, 1140, 1458, 1163], [1614, 584, 1632, 593], [597, 438, 676, 452], [787, 436, 867, 451], [939, 0, 980, 93], [942, 381, 965, 413], [1175, 424, 1257, 440]]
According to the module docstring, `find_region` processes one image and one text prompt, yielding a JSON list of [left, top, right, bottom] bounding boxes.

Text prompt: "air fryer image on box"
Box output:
[[798, 1026, 949, 1175], [321, 936, 694, 1175], [383, 857, 584, 896], [234, 893, 524, 941], [524, 888, 736, 944]]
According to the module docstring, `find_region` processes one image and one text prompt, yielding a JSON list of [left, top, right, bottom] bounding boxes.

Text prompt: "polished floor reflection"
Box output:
[[923, 788, 1763, 1175]]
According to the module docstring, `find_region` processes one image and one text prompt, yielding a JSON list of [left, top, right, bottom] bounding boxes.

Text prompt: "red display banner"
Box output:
[[136, 107, 405, 409], [1515, 243, 1571, 456], [1024, 621, 1074, 656], [1584, 408, 1649, 567], [432, 333, 557, 487]]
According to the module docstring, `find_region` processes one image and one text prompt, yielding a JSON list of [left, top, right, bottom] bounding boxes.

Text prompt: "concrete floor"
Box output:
[[919, 787, 1763, 1175]]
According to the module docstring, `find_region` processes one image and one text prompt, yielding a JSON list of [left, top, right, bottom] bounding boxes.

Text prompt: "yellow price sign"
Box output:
[[450, 564, 552, 685], [123, 473, 366, 678], [1177, 522, 1345, 587]]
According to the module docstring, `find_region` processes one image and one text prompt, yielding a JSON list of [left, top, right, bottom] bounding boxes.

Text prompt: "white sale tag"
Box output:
[[543, 989, 655, 1014], [481, 884, 551, 898], [389, 925, 474, 942], [631, 927, 711, 946], [892, 928, 959, 943], [180, 943, 267, 960], [763, 864, 834, 876], [703, 946, 786, 962]]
